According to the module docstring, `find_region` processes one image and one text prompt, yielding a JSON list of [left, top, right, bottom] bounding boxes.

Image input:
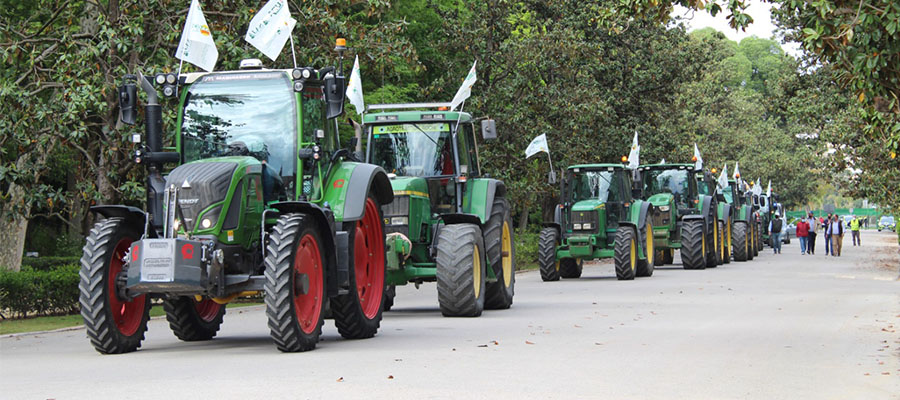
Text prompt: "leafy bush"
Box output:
[[0, 265, 80, 318], [21, 256, 82, 271], [515, 230, 540, 270]]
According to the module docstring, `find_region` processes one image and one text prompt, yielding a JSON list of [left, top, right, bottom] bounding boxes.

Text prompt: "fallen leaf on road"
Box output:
[[574, 324, 582, 328], [477, 344, 488, 348], [395, 359, 402, 362], [595, 343, 603, 345], [864, 373, 870, 376], [388, 375, 394, 379], [337, 377, 344, 382], [882, 372, 890, 375], [492, 340, 499, 345], [525, 340, 535, 345]]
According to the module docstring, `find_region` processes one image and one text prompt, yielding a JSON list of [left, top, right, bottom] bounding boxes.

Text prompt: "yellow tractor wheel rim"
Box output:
[[646, 223, 654, 265], [555, 259, 560, 272], [713, 222, 718, 258], [630, 237, 636, 271], [727, 221, 732, 250], [501, 221, 512, 287], [473, 245, 482, 298]]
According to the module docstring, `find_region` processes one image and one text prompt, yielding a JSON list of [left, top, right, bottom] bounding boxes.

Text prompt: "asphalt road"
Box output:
[[2, 230, 898, 399]]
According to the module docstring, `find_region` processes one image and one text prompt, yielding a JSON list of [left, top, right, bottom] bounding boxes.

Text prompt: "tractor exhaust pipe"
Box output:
[[138, 72, 163, 154]]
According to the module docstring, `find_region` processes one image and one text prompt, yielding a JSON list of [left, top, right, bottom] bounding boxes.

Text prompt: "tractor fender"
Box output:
[[269, 201, 341, 297], [441, 213, 482, 226], [341, 163, 393, 221], [89, 205, 157, 238], [721, 203, 732, 223], [553, 203, 563, 226], [463, 178, 506, 223], [541, 222, 561, 237], [683, 196, 714, 234]]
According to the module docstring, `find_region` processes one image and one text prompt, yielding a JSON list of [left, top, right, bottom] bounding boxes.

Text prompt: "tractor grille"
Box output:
[[570, 210, 599, 234], [652, 208, 671, 228], [382, 196, 409, 236]]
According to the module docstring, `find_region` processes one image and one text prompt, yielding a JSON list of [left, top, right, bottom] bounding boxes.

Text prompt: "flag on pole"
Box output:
[[766, 180, 771, 197], [244, 0, 297, 61], [346, 55, 365, 115], [450, 61, 477, 111], [627, 131, 640, 169], [732, 162, 741, 182], [693, 143, 703, 171], [176, 0, 218, 72], [717, 164, 729, 189], [754, 178, 762, 195], [525, 134, 549, 159], [660, 158, 666, 164]]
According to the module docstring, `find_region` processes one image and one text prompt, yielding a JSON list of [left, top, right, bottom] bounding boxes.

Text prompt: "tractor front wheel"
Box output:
[[559, 258, 583, 279], [264, 213, 326, 352], [716, 221, 725, 266], [538, 227, 561, 282], [383, 285, 396, 311], [614, 226, 637, 280], [79, 218, 150, 354], [705, 220, 720, 268], [680, 220, 707, 270], [163, 296, 225, 341], [436, 224, 486, 317], [723, 220, 732, 264], [484, 198, 515, 309], [732, 221, 749, 262], [332, 196, 387, 339], [636, 221, 655, 277]]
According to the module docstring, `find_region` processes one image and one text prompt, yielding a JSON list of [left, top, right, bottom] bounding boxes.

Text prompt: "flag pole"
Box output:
[[288, 34, 298, 70], [175, 59, 184, 97]]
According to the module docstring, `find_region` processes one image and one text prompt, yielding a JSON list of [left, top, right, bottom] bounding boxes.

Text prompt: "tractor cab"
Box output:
[[562, 164, 633, 243]]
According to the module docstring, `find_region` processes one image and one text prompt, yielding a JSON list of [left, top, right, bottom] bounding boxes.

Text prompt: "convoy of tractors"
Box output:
[[78, 30, 782, 354]]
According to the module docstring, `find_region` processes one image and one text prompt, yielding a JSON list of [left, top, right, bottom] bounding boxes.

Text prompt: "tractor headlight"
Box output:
[[155, 74, 166, 85], [162, 85, 176, 97], [582, 223, 592, 230], [201, 218, 213, 229], [166, 73, 177, 84], [301, 68, 312, 79], [573, 223, 582, 230], [659, 205, 670, 212], [390, 217, 408, 226], [173, 219, 181, 232]]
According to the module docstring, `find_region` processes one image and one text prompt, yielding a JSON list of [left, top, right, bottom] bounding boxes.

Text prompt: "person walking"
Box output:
[[769, 213, 784, 254], [830, 215, 844, 256], [807, 212, 818, 255], [850, 216, 862, 246], [824, 213, 833, 256], [796, 217, 810, 255]]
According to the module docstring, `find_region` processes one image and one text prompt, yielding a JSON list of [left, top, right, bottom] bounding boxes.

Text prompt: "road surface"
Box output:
[[2, 230, 898, 399]]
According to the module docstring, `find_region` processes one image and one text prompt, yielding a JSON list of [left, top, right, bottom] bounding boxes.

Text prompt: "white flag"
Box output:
[[717, 164, 729, 189], [346, 56, 365, 115], [176, 0, 218, 72], [732, 162, 741, 181], [525, 134, 549, 159], [766, 180, 771, 197], [450, 61, 477, 111], [754, 178, 763, 195], [627, 131, 640, 169], [660, 158, 666, 164], [244, 0, 297, 61], [693, 143, 703, 171]]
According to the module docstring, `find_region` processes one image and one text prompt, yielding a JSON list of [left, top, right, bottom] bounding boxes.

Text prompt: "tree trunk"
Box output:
[[0, 184, 29, 271], [517, 204, 529, 234]]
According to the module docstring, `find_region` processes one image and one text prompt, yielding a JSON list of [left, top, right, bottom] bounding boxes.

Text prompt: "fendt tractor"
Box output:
[[722, 179, 759, 261], [697, 169, 733, 265], [539, 164, 655, 281], [637, 163, 723, 269], [363, 103, 514, 317], [79, 40, 396, 354]]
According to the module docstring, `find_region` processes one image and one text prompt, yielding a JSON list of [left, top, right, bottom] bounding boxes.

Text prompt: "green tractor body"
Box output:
[[696, 172, 734, 264], [364, 104, 515, 316], [81, 58, 396, 354], [721, 179, 760, 261], [637, 164, 722, 269], [539, 164, 655, 281]]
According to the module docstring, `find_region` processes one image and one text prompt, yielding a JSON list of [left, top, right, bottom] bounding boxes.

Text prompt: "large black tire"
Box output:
[[681, 220, 707, 270], [614, 226, 637, 280], [484, 198, 515, 309], [732, 221, 749, 261], [723, 220, 732, 264], [163, 296, 225, 341], [538, 227, 561, 282], [663, 248, 675, 264], [752, 223, 760, 256], [636, 221, 655, 277], [716, 221, 725, 266], [264, 213, 326, 352], [436, 224, 486, 317], [332, 195, 387, 339], [383, 285, 396, 311], [79, 218, 151, 354], [747, 223, 756, 260], [653, 249, 667, 266], [784, 232, 791, 244], [559, 258, 583, 279], [705, 219, 720, 268]]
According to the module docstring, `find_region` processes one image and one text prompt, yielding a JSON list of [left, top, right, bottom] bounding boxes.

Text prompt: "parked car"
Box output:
[[782, 222, 794, 244], [878, 215, 896, 232]]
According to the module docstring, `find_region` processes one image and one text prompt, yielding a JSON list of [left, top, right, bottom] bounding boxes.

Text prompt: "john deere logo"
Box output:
[[579, 213, 585, 217], [384, 218, 390, 225]]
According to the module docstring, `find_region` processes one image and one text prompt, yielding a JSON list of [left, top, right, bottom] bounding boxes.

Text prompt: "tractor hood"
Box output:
[[388, 175, 429, 196], [571, 199, 606, 212], [166, 156, 261, 234], [647, 193, 673, 208]]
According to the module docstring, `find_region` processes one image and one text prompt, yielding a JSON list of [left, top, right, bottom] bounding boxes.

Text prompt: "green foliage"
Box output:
[[514, 229, 539, 270], [0, 265, 80, 318], [20, 256, 82, 271]]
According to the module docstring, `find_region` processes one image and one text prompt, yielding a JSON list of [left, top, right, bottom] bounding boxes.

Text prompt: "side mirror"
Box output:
[[118, 81, 138, 125], [324, 75, 346, 119], [481, 119, 497, 140]]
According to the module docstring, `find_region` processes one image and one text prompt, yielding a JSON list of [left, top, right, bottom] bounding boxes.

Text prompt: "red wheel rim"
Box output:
[[354, 198, 385, 319], [194, 298, 222, 322], [293, 234, 324, 334], [107, 237, 146, 336]]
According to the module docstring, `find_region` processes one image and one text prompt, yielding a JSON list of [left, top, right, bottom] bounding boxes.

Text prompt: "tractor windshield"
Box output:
[[569, 170, 619, 203], [181, 72, 296, 180], [643, 169, 691, 208], [721, 184, 736, 204], [369, 123, 455, 177]]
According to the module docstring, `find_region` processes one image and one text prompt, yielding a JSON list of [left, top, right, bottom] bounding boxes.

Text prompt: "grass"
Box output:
[[0, 302, 263, 336]]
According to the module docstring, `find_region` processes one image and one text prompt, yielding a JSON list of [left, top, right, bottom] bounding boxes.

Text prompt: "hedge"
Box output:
[[21, 256, 82, 271], [0, 264, 80, 318]]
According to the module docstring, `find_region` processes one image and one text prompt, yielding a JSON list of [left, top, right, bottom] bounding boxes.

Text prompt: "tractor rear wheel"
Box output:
[[716, 221, 725, 266], [383, 285, 396, 311], [613, 226, 637, 280], [653, 249, 667, 266], [680, 220, 707, 270], [163, 296, 225, 341], [538, 227, 561, 281], [705, 220, 720, 268], [723, 220, 732, 264], [264, 213, 326, 352], [484, 198, 515, 309], [79, 218, 150, 354], [436, 224, 486, 317], [559, 258, 583, 279], [332, 196, 387, 339], [636, 221, 655, 277], [732, 221, 749, 261], [747, 223, 756, 260]]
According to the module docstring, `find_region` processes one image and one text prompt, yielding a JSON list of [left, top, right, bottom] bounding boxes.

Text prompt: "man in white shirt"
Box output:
[[807, 213, 818, 255]]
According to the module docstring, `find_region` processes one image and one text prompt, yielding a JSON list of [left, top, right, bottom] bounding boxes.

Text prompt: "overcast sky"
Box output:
[[672, 1, 803, 58]]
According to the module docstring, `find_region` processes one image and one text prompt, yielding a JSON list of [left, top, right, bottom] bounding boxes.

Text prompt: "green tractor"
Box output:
[[539, 164, 655, 281], [637, 164, 723, 270], [80, 45, 396, 354], [696, 169, 733, 265], [721, 179, 759, 261], [363, 103, 514, 317]]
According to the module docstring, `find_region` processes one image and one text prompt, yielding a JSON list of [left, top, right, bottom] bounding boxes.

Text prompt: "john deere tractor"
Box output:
[[696, 169, 733, 264], [79, 43, 395, 354], [539, 164, 655, 281], [721, 180, 758, 261], [363, 103, 514, 317], [638, 164, 722, 270]]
